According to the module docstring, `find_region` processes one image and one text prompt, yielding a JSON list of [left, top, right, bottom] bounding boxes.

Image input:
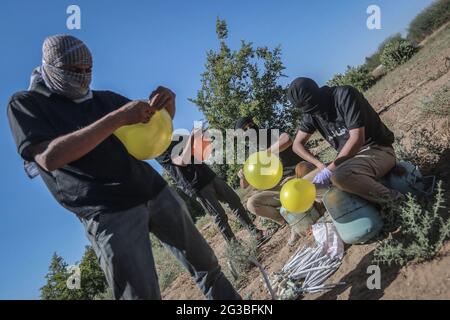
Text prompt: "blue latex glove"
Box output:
[[312, 168, 332, 187]]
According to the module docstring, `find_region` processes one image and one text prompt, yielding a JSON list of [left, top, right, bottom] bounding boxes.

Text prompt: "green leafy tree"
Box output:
[[78, 246, 108, 299], [190, 18, 299, 185], [40, 246, 107, 300], [40, 253, 72, 300]]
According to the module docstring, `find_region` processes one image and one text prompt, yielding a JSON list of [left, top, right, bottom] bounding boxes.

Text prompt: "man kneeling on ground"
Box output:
[[288, 77, 403, 204]]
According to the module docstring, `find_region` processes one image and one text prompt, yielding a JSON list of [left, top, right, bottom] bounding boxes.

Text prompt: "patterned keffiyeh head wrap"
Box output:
[[41, 34, 93, 100]]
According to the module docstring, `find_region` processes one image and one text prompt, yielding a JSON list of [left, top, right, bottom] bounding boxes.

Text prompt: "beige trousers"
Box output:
[[246, 145, 398, 224], [303, 145, 399, 204]]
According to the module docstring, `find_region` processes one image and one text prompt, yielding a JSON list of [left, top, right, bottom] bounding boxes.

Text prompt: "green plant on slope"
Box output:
[[380, 38, 418, 71], [327, 65, 376, 92], [364, 33, 404, 71], [374, 181, 449, 266], [225, 236, 259, 286], [408, 0, 450, 43], [419, 85, 450, 116], [393, 126, 450, 169]]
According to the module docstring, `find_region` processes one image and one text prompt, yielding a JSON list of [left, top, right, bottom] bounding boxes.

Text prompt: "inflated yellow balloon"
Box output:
[[280, 178, 316, 213], [243, 151, 283, 190], [114, 109, 173, 160]]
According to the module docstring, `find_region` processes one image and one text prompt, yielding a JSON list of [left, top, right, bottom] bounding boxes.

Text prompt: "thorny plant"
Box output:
[[374, 181, 449, 266]]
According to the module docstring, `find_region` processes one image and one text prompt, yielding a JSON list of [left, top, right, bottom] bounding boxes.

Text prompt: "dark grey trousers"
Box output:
[[81, 186, 241, 300], [197, 177, 256, 242]]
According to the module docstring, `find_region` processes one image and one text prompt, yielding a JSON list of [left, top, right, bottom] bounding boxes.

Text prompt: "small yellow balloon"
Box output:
[[114, 109, 173, 160], [280, 178, 316, 213], [243, 151, 283, 190]]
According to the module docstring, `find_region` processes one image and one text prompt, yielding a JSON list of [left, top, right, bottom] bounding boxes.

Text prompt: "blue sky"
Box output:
[[0, 0, 434, 299]]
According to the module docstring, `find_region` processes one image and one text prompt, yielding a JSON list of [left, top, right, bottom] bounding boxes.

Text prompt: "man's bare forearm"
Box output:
[[269, 133, 292, 154], [328, 128, 364, 170], [36, 110, 124, 171], [329, 137, 361, 170], [293, 143, 323, 169]]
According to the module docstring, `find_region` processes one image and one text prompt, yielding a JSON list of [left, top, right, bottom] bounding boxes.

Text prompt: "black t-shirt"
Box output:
[[156, 141, 216, 197], [298, 86, 394, 152], [7, 89, 167, 218]]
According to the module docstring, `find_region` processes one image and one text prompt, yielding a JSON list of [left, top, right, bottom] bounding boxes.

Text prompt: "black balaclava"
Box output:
[[287, 77, 332, 116], [234, 116, 257, 131]]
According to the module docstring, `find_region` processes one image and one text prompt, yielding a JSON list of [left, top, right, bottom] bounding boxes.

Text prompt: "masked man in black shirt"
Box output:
[[288, 77, 403, 204], [7, 35, 240, 300]]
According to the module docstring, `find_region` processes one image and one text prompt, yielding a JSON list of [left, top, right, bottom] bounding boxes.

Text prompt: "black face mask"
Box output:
[[288, 77, 332, 115]]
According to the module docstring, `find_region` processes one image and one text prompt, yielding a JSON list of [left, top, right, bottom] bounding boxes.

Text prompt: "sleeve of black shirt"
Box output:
[[7, 93, 57, 161], [298, 114, 316, 134], [339, 87, 365, 130]]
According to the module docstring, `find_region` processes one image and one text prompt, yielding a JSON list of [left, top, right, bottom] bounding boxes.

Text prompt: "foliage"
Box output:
[[364, 33, 404, 71], [393, 126, 450, 168], [408, 0, 450, 43], [327, 65, 376, 92], [40, 246, 107, 300], [224, 237, 259, 286], [374, 182, 449, 266], [380, 38, 418, 71], [419, 85, 450, 116], [259, 217, 280, 230], [190, 18, 300, 186]]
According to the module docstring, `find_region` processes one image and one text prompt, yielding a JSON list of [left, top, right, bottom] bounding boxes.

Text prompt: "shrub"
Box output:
[[374, 182, 449, 266], [408, 0, 450, 43], [364, 33, 404, 71], [327, 65, 376, 92], [393, 127, 449, 168], [380, 38, 418, 70], [225, 237, 259, 285], [419, 85, 450, 116]]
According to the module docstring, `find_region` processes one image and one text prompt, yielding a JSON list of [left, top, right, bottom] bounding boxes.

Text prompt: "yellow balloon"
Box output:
[[243, 151, 283, 190], [280, 178, 316, 213], [114, 109, 173, 160]]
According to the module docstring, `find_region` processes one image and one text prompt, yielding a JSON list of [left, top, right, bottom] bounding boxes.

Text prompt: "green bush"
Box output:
[[364, 33, 404, 71], [225, 237, 259, 285], [419, 85, 450, 116], [408, 0, 450, 43], [380, 38, 418, 71], [327, 65, 376, 92], [374, 182, 449, 266]]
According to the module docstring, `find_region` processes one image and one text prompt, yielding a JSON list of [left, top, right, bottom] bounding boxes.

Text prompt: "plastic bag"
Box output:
[[312, 221, 344, 259]]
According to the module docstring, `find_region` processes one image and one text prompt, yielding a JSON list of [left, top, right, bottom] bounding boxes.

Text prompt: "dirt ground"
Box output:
[[163, 25, 450, 300]]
